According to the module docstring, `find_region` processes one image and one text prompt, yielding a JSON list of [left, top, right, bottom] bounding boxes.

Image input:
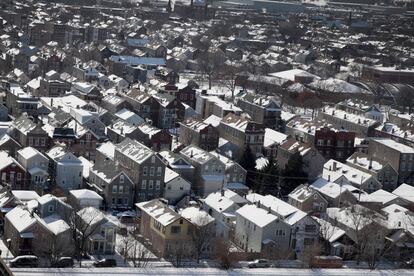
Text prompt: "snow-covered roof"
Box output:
[[311, 178, 359, 200], [360, 189, 398, 205], [393, 184, 414, 203], [116, 138, 154, 164], [17, 147, 44, 160], [70, 189, 103, 201], [6, 206, 37, 233], [180, 145, 215, 164], [236, 204, 278, 228], [164, 167, 179, 183], [136, 199, 180, 226], [323, 159, 373, 187], [180, 206, 214, 227], [269, 69, 320, 82], [41, 214, 70, 235], [203, 115, 221, 128], [371, 138, 414, 154], [264, 128, 288, 148], [97, 141, 115, 160], [78, 157, 93, 179], [12, 191, 40, 202]]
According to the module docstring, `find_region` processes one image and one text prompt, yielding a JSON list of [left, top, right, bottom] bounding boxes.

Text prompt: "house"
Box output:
[[136, 123, 172, 152], [218, 113, 265, 159], [263, 128, 288, 158], [0, 151, 26, 190], [368, 138, 414, 186], [163, 167, 191, 205], [179, 145, 225, 197], [114, 108, 145, 126], [106, 119, 140, 144], [46, 145, 83, 192], [9, 114, 51, 152], [288, 184, 328, 215], [322, 159, 382, 193], [179, 118, 219, 152], [100, 94, 128, 114], [0, 134, 21, 158], [152, 93, 185, 129], [158, 150, 195, 185], [392, 184, 414, 210], [196, 94, 242, 120], [236, 93, 282, 130], [203, 189, 247, 239], [209, 151, 246, 186], [310, 178, 359, 208], [16, 147, 49, 193], [68, 189, 103, 210], [346, 152, 399, 192], [115, 138, 166, 202], [359, 189, 410, 211], [314, 126, 355, 162], [76, 207, 118, 255], [89, 160, 134, 210], [136, 199, 194, 258], [235, 193, 320, 258], [277, 137, 325, 180]]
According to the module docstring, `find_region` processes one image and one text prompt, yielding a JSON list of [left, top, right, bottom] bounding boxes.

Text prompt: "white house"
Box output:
[[47, 146, 83, 192], [163, 167, 191, 204], [17, 147, 49, 191], [69, 189, 103, 209]]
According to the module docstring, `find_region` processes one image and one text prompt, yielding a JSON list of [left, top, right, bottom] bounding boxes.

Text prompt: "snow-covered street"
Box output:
[[11, 267, 414, 276]]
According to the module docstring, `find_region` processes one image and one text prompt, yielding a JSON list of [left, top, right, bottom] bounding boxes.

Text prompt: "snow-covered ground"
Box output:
[[11, 267, 414, 276]]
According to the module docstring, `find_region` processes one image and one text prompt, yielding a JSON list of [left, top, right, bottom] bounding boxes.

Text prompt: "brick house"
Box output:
[[314, 126, 355, 162]]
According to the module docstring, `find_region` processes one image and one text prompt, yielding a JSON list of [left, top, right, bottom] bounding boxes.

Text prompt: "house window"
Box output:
[[119, 185, 124, 193], [120, 175, 124, 183], [157, 167, 162, 176], [48, 205, 54, 213], [204, 165, 209, 172], [112, 185, 118, 194], [10, 172, 14, 182], [143, 167, 148, 176], [141, 180, 147, 189], [171, 226, 181, 234], [151, 156, 155, 163], [150, 167, 155, 176], [41, 138, 46, 146], [1, 173, 5, 181], [305, 225, 316, 232], [17, 173, 21, 181], [86, 133, 91, 140], [149, 180, 153, 189]]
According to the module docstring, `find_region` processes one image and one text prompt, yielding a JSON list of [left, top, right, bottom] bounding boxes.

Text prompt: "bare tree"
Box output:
[[218, 61, 242, 99], [213, 238, 234, 269], [171, 241, 189, 267], [190, 215, 215, 263], [69, 209, 103, 267], [300, 242, 323, 268], [117, 229, 151, 268], [197, 51, 224, 89]]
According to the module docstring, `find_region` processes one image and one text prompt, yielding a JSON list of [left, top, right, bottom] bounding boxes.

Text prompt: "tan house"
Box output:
[[288, 184, 328, 215]]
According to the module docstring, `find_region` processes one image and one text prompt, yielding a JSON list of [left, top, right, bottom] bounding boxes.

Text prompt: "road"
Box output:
[[11, 267, 414, 276]]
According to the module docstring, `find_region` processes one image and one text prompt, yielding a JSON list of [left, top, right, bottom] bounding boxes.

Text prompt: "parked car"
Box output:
[[93, 258, 117, 267], [53, 257, 74, 268], [248, 259, 271, 268], [9, 255, 38, 268]]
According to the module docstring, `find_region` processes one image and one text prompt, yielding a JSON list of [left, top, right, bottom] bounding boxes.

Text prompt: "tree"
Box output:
[[300, 242, 323, 268], [218, 61, 242, 99], [191, 215, 215, 263], [213, 238, 234, 269], [256, 156, 280, 195], [117, 227, 151, 268], [197, 51, 224, 89], [69, 209, 103, 267], [281, 151, 308, 195], [239, 146, 257, 189]]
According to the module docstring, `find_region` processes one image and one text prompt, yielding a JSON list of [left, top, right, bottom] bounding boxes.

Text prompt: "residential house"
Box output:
[[236, 93, 282, 130], [179, 118, 219, 152], [0, 151, 26, 190], [16, 147, 49, 193], [209, 151, 246, 186], [314, 126, 355, 162], [137, 123, 172, 152], [115, 138, 166, 202], [310, 178, 359, 208], [288, 184, 328, 215], [218, 113, 265, 159], [263, 128, 288, 159], [68, 189, 103, 210], [179, 145, 225, 197], [46, 145, 83, 192], [158, 150, 195, 184], [163, 167, 191, 204]]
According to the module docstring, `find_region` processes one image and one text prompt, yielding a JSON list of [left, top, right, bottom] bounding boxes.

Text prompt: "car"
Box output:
[[248, 259, 271, 268], [9, 255, 39, 268], [53, 257, 74, 268], [93, 258, 117, 267]]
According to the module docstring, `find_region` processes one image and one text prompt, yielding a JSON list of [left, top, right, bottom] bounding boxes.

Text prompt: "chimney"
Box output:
[[51, 98, 54, 107], [333, 161, 337, 171], [190, 150, 193, 158], [221, 189, 224, 197], [368, 158, 372, 170], [328, 175, 331, 181], [268, 206, 271, 214], [257, 200, 261, 208]]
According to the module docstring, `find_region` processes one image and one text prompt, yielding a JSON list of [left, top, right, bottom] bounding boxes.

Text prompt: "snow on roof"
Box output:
[[321, 106, 377, 127], [164, 167, 179, 183], [180, 145, 215, 164], [246, 193, 298, 219], [203, 115, 222, 128], [289, 185, 316, 203], [136, 199, 180, 226], [41, 214, 70, 235], [12, 191, 40, 202], [236, 204, 277, 228], [346, 153, 384, 172], [116, 138, 154, 164], [37, 194, 55, 205], [180, 206, 214, 226], [97, 141, 115, 160], [78, 157, 93, 178], [269, 69, 320, 82], [314, 217, 346, 243], [323, 159, 373, 187], [0, 151, 20, 171], [6, 206, 37, 233], [309, 78, 370, 94], [181, 118, 209, 132], [204, 190, 237, 213], [115, 108, 144, 126], [255, 156, 268, 170], [311, 177, 358, 199], [361, 189, 397, 205], [70, 189, 103, 201], [371, 138, 414, 154], [381, 204, 413, 231], [393, 184, 414, 203], [41, 95, 87, 113], [17, 147, 43, 160], [264, 128, 288, 148], [77, 206, 106, 226], [109, 55, 166, 66]]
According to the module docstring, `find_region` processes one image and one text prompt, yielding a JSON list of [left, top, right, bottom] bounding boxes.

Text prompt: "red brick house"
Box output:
[[0, 151, 26, 190], [314, 126, 355, 162]]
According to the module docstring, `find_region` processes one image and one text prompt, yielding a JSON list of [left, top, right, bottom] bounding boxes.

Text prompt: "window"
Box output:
[[48, 205, 54, 213], [119, 185, 124, 194], [41, 138, 46, 146], [112, 185, 118, 194], [10, 172, 14, 181], [1, 173, 5, 181], [171, 226, 181, 234], [157, 167, 162, 176], [120, 175, 125, 183], [143, 167, 148, 176], [141, 180, 147, 189], [17, 173, 21, 181], [151, 156, 155, 163], [305, 225, 316, 233], [150, 167, 155, 176], [156, 180, 160, 190], [149, 180, 153, 189], [204, 165, 209, 172]]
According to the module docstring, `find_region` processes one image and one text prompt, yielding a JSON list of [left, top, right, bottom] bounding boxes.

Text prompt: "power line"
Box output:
[[246, 169, 310, 180]]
